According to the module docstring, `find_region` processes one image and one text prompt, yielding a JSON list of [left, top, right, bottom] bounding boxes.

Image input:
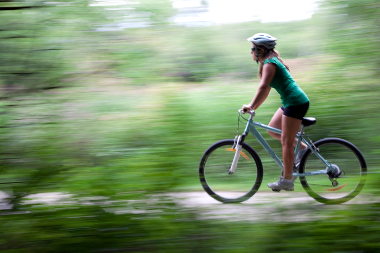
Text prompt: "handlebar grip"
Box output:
[[239, 108, 256, 116]]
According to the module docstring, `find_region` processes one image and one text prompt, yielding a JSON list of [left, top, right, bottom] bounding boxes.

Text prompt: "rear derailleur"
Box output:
[[326, 164, 344, 187]]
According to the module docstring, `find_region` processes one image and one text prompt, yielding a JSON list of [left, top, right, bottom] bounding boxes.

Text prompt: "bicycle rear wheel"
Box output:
[[199, 139, 263, 203], [299, 138, 366, 204]]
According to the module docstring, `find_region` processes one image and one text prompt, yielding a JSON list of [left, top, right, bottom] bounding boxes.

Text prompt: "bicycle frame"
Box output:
[[229, 111, 333, 177]]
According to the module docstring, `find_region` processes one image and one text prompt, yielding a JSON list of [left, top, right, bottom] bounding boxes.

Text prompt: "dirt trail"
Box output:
[[1, 191, 377, 222], [168, 191, 378, 222]]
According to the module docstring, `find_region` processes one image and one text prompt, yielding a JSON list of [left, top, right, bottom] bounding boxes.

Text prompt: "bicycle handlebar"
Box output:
[[239, 109, 256, 116]]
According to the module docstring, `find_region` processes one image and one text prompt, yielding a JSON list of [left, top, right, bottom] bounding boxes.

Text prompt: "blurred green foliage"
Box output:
[[2, 197, 380, 252], [1, 0, 380, 251], [323, 0, 380, 76]]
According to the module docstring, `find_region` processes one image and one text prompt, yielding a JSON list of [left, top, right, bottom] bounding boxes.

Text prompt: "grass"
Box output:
[[4, 51, 379, 201], [1, 66, 379, 253], [2, 2, 380, 251]]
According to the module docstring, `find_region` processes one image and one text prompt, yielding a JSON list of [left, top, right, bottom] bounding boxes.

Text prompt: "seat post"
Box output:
[[300, 125, 306, 135]]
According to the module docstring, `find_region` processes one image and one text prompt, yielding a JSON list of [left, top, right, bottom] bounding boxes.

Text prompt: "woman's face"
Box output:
[[250, 42, 257, 61], [250, 43, 265, 61]]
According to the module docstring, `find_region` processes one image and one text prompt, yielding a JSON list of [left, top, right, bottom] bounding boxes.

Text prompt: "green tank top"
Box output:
[[263, 57, 309, 107]]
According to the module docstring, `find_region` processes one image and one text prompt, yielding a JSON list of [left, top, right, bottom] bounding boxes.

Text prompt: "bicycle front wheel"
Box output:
[[299, 138, 366, 204], [199, 139, 263, 203]]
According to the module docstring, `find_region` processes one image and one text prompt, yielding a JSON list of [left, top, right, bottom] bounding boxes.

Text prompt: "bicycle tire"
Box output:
[[199, 139, 263, 203], [299, 138, 366, 204]]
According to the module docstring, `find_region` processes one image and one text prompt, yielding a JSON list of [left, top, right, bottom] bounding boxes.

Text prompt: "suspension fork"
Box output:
[[228, 112, 252, 175], [228, 131, 248, 174]]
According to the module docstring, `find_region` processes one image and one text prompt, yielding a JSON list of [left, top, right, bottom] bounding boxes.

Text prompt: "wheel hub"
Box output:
[[326, 164, 342, 178]]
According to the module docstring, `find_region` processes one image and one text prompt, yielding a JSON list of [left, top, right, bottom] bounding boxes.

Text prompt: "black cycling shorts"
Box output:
[[281, 102, 309, 120]]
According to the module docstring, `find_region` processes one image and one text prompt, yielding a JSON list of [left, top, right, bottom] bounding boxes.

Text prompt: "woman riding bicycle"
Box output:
[[242, 33, 309, 191]]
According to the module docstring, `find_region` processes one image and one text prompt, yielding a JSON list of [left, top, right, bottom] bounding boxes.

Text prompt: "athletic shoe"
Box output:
[[268, 178, 294, 191], [281, 166, 298, 182]]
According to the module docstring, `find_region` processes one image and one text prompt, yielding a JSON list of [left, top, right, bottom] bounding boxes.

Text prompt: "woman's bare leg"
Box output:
[[281, 115, 303, 180], [267, 108, 283, 140], [268, 108, 307, 149]]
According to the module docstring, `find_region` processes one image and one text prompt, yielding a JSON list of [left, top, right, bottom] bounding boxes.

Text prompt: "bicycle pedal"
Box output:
[[272, 189, 281, 192]]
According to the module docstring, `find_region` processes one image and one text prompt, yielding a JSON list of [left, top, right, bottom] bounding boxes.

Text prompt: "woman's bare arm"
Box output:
[[242, 63, 276, 111]]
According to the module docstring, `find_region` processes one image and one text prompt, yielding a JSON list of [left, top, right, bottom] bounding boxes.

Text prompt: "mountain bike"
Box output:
[[199, 110, 367, 204]]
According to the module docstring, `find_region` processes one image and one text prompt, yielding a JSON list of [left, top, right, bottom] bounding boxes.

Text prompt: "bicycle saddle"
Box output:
[[302, 117, 316, 127]]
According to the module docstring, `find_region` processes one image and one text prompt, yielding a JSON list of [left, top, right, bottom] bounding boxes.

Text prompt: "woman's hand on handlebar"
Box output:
[[241, 104, 253, 113]]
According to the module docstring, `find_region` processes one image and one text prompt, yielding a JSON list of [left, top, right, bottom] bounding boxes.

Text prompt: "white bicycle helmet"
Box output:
[[247, 33, 277, 63], [247, 33, 277, 49]]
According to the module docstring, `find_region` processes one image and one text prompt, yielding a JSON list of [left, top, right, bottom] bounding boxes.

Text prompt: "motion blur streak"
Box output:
[[0, 0, 379, 251]]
